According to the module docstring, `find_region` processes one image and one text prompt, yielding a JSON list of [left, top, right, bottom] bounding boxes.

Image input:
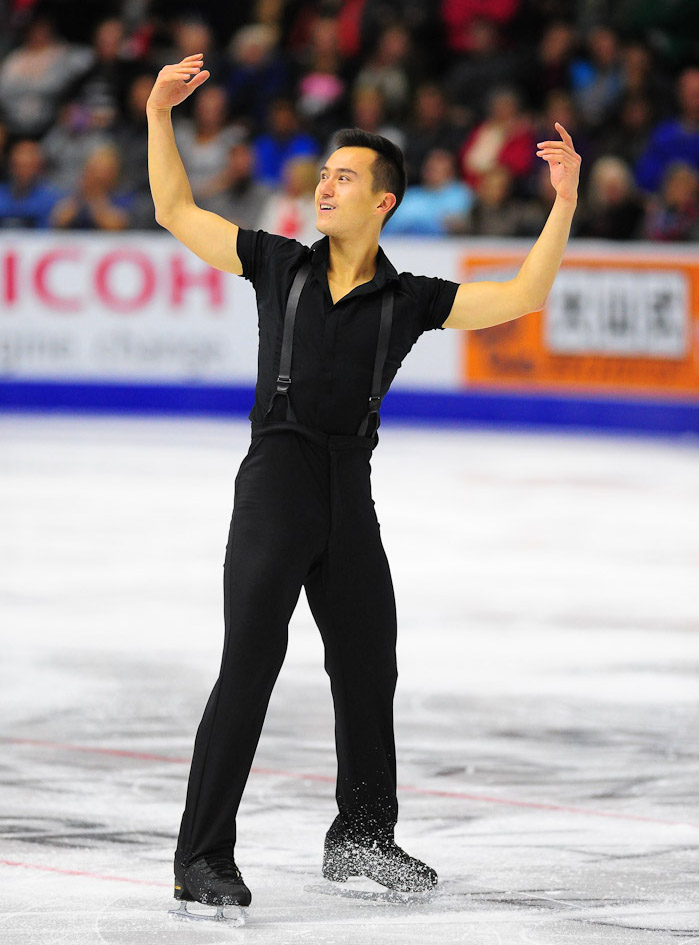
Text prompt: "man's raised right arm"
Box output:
[[147, 54, 243, 275]]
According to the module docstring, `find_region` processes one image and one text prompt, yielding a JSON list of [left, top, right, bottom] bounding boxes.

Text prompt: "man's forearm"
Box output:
[[512, 194, 576, 314], [147, 106, 195, 225]]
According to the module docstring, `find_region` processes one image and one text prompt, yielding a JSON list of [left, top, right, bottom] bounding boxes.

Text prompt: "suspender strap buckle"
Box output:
[[276, 374, 292, 393], [368, 395, 381, 413]]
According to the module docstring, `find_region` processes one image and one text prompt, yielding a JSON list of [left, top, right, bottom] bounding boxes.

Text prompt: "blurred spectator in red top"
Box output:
[[403, 82, 467, 185], [258, 155, 318, 244], [441, 0, 520, 54], [458, 86, 535, 189], [576, 156, 645, 240], [642, 162, 698, 242], [0, 13, 93, 137]]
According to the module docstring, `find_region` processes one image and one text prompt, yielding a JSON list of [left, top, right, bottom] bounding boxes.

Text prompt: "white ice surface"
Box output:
[[1, 415, 698, 944]]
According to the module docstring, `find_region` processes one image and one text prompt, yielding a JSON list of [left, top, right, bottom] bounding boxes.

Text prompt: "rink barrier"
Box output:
[[0, 380, 697, 438]]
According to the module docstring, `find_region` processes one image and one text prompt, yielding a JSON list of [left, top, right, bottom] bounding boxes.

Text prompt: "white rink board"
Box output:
[[0, 232, 463, 389]]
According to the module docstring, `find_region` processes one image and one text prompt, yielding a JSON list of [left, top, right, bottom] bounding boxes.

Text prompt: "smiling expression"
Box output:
[[315, 147, 396, 237]]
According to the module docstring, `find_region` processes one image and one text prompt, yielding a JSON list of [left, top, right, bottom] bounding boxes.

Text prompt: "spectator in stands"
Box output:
[[403, 82, 466, 186], [354, 24, 414, 120], [253, 98, 319, 186], [347, 85, 405, 153], [295, 15, 347, 144], [576, 156, 645, 240], [74, 18, 138, 133], [441, 0, 521, 55], [174, 84, 246, 201], [0, 138, 62, 228], [635, 67, 699, 194], [619, 42, 672, 118], [464, 165, 543, 236], [598, 92, 654, 169], [198, 140, 270, 229], [114, 72, 156, 208], [51, 144, 132, 230], [642, 161, 698, 242], [570, 26, 624, 132], [257, 155, 318, 244], [384, 148, 474, 236], [154, 16, 225, 84], [458, 86, 535, 190], [522, 21, 575, 110], [225, 24, 289, 130], [42, 100, 113, 193], [447, 18, 521, 121], [0, 13, 93, 137]]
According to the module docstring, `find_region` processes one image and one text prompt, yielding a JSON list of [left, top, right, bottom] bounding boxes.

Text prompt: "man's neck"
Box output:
[[327, 233, 379, 285]]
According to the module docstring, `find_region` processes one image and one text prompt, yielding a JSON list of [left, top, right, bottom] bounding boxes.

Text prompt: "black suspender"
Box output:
[[263, 258, 395, 439], [263, 260, 311, 423], [356, 286, 394, 438]]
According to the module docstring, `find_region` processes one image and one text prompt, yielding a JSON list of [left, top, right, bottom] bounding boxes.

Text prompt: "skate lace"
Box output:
[[205, 854, 242, 882]]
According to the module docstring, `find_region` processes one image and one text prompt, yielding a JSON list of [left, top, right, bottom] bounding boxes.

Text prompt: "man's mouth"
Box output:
[[319, 204, 336, 212]]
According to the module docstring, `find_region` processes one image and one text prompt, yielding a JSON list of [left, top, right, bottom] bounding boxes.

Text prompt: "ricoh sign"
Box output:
[[0, 234, 258, 382]]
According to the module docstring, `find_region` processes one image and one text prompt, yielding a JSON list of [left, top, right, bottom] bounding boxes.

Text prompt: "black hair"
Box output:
[[331, 128, 406, 228]]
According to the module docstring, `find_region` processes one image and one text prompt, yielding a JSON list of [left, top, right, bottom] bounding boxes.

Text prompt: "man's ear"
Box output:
[[376, 192, 397, 218]]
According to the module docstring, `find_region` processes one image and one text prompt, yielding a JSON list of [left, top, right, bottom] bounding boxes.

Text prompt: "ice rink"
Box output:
[[2, 414, 698, 945]]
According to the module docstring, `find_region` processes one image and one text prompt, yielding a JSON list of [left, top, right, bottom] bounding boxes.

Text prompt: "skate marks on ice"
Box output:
[[2, 417, 699, 944]]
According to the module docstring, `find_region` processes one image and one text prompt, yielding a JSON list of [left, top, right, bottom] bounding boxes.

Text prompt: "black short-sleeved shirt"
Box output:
[[236, 228, 459, 437]]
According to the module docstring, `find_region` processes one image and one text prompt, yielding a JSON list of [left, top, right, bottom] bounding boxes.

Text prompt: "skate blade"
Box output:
[[168, 901, 246, 925], [306, 880, 438, 905]]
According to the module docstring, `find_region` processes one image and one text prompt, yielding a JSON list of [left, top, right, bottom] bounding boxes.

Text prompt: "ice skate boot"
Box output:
[[170, 853, 251, 923], [322, 817, 437, 893]]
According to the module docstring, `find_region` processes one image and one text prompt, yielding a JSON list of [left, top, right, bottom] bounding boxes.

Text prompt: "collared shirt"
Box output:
[[237, 228, 459, 436]]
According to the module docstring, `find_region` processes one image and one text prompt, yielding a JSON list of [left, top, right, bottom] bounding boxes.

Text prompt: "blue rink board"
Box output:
[[0, 380, 697, 438]]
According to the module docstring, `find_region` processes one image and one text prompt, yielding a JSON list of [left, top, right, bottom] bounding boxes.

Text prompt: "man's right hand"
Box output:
[[146, 54, 210, 111]]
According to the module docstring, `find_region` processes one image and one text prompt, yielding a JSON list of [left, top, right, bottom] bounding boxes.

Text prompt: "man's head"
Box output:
[[315, 128, 406, 237]]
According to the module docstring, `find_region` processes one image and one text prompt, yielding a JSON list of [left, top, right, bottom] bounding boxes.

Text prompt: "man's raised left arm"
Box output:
[[442, 122, 581, 331]]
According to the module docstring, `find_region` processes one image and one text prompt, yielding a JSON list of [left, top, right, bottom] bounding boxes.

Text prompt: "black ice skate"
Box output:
[[169, 853, 251, 923], [322, 818, 438, 893]]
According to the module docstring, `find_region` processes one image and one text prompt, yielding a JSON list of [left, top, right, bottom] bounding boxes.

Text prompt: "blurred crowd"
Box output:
[[0, 0, 698, 242]]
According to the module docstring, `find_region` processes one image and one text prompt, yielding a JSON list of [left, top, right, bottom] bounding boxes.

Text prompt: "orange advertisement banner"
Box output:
[[461, 251, 699, 399]]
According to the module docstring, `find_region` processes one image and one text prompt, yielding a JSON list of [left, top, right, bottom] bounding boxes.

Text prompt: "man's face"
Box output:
[[315, 147, 394, 237]]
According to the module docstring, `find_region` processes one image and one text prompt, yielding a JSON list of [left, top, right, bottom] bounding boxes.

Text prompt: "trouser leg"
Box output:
[[176, 434, 327, 865], [304, 448, 398, 842]]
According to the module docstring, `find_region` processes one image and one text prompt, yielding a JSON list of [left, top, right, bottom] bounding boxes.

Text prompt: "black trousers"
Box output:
[[176, 427, 399, 868]]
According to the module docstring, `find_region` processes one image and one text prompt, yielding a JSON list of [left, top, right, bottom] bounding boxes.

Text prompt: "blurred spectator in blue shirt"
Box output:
[[0, 139, 62, 229], [384, 149, 474, 236], [570, 26, 624, 132], [642, 161, 698, 242], [635, 67, 699, 193], [254, 99, 319, 186], [225, 24, 290, 130]]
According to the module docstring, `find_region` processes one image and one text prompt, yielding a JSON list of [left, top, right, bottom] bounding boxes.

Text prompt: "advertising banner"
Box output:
[[461, 248, 699, 399]]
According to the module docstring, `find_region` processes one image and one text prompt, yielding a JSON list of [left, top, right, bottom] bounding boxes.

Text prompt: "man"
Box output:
[[147, 54, 580, 918]]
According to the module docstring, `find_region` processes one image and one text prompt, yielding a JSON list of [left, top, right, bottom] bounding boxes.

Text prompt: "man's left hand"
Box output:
[[537, 122, 581, 203]]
